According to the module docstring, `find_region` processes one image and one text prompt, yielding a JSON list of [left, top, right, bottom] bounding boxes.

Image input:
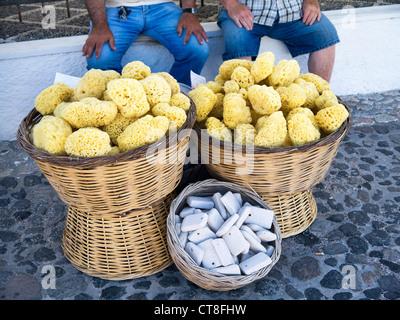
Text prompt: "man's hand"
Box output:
[[302, 0, 321, 25], [177, 12, 208, 45], [82, 26, 116, 59], [222, 0, 254, 30]]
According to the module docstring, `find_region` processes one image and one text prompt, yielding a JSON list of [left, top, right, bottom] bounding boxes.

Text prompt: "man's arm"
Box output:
[[220, 0, 254, 31], [302, 0, 321, 25], [82, 0, 116, 59], [176, 0, 208, 45]]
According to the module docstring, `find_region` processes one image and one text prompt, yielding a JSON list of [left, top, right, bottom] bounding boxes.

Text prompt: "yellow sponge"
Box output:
[[315, 104, 349, 133], [65, 127, 111, 157], [156, 72, 180, 95], [251, 51, 275, 83], [140, 75, 172, 107], [223, 80, 240, 94], [298, 73, 331, 94], [102, 113, 136, 145], [254, 111, 287, 148], [31, 115, 72, 155], [234, 123, 256, 145], [223, 93, 252, 129], [205, 117, 232, 142], [231, 66, 255, 89], [170, 92, 191, 112], [121, 61, 151, 80], [315, 90, 339, 111], [294, 78, 319, 109], [152, 102, 187, 129], [74, 69, 106, 100], [248, 84, 281, 115], [35, 82, 74, 115], [288, 113, 321, 146], [188, 85, 217, 122], [276, 83, 306, 115], [219, 59, 253, 80], [268, 59, 300, 88]]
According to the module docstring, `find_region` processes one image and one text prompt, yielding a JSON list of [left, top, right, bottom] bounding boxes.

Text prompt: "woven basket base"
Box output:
[[61, 194, 174, 280], [261, 189, 317, 238]]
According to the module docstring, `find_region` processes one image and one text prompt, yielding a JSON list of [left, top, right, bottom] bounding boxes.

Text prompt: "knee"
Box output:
[[178, 37, 209, 65], [86, 43, 122, 72]]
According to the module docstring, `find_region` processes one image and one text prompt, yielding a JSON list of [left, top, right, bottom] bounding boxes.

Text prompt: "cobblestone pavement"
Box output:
[[0, 90, 399, 300], [1, 0, 399, 42]]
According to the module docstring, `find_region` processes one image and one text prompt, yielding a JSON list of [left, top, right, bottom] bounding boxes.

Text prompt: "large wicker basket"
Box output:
[[16, 99, 196, 215], [194, 101, 351, 237], [167, 179, 282, 291], [62, 193, 175, 280]]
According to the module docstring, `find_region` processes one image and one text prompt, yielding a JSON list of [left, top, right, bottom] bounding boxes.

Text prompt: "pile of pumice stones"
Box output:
[[174, 191, 277, 276]]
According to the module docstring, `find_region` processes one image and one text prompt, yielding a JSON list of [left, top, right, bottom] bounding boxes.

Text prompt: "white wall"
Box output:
[[0, 5, 399, 140]]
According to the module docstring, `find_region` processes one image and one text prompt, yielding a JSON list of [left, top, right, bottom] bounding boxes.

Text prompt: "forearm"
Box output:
[[84, 0, 109, 29]]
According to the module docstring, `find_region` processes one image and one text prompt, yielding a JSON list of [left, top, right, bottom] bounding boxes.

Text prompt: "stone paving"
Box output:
[[0, 90, 399, 300]]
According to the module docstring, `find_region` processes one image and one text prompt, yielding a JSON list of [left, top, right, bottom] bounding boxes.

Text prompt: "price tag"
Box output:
[[190, 70, 206, 89]]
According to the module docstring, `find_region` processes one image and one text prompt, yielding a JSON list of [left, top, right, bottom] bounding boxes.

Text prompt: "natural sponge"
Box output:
[[188, 85, 217, 122], [121, 61, 151, 80], [251, 51, 275, 83], [102, 113, 136, 145], [248, 85, 281, 115], [218, 59, 253, 80], [205, 117, 232, 142], [64, 127, 111, 157], [170, 92, 191, 112], [234, 123, 256, 145], [101, 70, 121, 84], [287, 107, 318, 129], [152, 102, 187, 129], [117, 115, 169, 152], [294, 78, 319, 109], [35, 82, 74, 115], [140, 75, 172, 107], [31, 115, 72, 155], [74, 69, 106, 100], [107, 78, 150, 118], [254, 111, 287, 148], [298, 73, 330, 94], [315, 90, 338, 111], [268, 59, 300, 88], [288, 113, 321, 146], [223, 93, 252, 129], [156, 72, 180, 96], [315, 104, 349, 133], [276, 83, 306, 115], [231, 66, 255, 89], [60, 97, 118, 128], [223, 80, 240, 94]]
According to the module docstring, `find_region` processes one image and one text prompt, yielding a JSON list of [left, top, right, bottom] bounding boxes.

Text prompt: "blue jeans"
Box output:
[[86, 3, 209, 86], [217, 9, 339, 60]]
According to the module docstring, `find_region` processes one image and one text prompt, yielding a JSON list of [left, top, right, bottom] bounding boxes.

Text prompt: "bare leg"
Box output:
[[308, 44, 336, 82], [238, 56, 252, 60]]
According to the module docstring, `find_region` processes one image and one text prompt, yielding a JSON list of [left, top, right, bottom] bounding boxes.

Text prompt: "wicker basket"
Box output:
[[16, 98, 196, 214], [193, 101, 351, 237], [167, 179, 282, 291], [62, 193, 175, 280]]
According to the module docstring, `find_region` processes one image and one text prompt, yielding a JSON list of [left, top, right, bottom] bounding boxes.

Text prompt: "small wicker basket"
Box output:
[[193, 101, 351, 238], [16, 98, 196, 215], [62, 193, 175, 280], [167, 179, 282, 291]]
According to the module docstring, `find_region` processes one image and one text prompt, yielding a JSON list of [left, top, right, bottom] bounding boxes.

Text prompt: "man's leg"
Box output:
[[268, 13, 339, 82], [86, 7, 144, 73], [217, 9, 265, 61], [308, 44, 335, 82], [143, 3, 209, 86]]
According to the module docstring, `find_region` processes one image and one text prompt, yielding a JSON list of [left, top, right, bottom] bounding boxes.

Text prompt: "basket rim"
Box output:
[[16, 91, 196, 168], [194, 97, 351, 154], [167, 179, 282, 287]]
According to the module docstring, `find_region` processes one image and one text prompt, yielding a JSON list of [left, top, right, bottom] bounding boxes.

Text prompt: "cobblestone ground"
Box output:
[[0, 90, 399, 300]]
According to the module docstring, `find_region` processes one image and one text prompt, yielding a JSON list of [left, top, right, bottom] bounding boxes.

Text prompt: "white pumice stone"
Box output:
[[212, 238, 234, 266], [212, 192, 228, 220], [175, 223, 181, 236], [266, 245, 275, 257], [240, 225, 261, 243], [188, 226, 216, 244], [241, 229, 267, 253], [234, 205, 251, 229], [187, 196, 215, 209], [256, 229, 277, 242], [233, 193, 243, 206], [215, 214, 239, 237], [179, 231, 188, 247], [175, 215, 182, 223], [239, 252, 272, 275], [198, 239, 222, 269], [222, 225, 250, 256], [211, 264, 241, 275], [247, 223, 265, 232], [185, 242, 204, 266], [220, 191, 241, 215], [245, 206, 274, 229], [179, 207, 195, 218], [240, 250, 256, 262], [207, 208, 225, 233], [181, 212, 208, 232]]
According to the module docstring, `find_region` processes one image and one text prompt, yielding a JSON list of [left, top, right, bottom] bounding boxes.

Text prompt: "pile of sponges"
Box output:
[[31, 61, 191, 157], [174, 191, 277, 276], [189, 52, 349, 148]]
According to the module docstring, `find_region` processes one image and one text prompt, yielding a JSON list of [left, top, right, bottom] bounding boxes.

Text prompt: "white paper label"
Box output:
[[53, 72, 81, 88], [190, 70, 206, 89]]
